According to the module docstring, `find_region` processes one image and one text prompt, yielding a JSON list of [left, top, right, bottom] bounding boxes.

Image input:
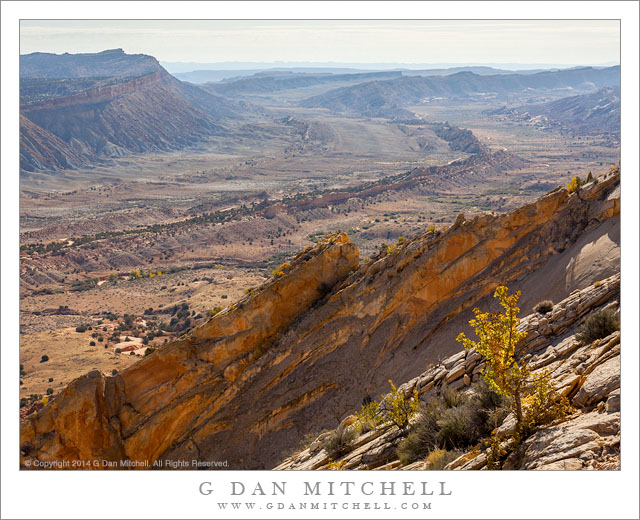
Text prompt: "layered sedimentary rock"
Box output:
[[20, 50, 240, 172], [277, 273, 620, 470], [21, 171, 619, 469]]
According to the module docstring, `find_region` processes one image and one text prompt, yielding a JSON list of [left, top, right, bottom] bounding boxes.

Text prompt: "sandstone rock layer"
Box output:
[[21, 172, 620, 469]]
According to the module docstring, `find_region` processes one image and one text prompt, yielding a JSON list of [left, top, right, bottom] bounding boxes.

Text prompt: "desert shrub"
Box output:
[[356, 380, 419, 431], [533, 300, 553, 314], [397, 381, 508, 465], [129, 351, 136, 356], [440, 386, 467, 409], [323, 427, 358, 459], [326, 459, 346, 470], [89, 341, 96, 346], [576, 309, 620, 344], [75, 324, 88, 333], [424, 448, 463, 470], [567, 175, 586, 193], [115, 348, 122, 354], [397, 401, 442, 465], [40, 355, 49, 363], [457, 286, 571, 467], [48, 377, 53, 382], [46, 388, 53, 395]]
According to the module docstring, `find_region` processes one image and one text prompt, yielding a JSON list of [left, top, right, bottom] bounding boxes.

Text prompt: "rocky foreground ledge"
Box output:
[[275, 273, 620, 470]]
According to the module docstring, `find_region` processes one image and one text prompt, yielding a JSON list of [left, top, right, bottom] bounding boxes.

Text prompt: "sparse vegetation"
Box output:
[[576, 308, 619, 344], [396, 382, 508, 465], [424, 448, 463, 470], [533, 300, 553, 314], [40, 355, 49, 363], [326, 458, 347, 470], [323, 427, 358, 459], [567, 175, 587, 193], [456, 285, 571, 467], [356, 380, 419, 432]]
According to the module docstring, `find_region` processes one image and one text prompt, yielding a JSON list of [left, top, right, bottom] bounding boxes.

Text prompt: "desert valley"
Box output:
[[19, 48, 621, 471]]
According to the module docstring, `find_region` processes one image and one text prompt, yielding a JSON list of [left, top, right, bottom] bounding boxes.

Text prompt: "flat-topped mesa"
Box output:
[[20, 233, 359, 467]]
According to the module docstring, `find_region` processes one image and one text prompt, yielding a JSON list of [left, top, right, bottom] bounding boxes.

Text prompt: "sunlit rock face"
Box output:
[[21, 172, 619, 469]]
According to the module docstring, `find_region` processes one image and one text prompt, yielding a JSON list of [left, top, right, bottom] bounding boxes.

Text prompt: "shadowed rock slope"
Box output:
[[276, 273, 621, 470], [20, 170, 620, 469]]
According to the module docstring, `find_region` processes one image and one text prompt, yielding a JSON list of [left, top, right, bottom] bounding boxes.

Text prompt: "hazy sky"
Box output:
[[20, 20, 620, 67]]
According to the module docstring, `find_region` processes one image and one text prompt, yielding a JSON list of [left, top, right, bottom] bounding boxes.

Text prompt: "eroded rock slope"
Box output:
[[20, 171, 620, 469], [277, 273, 620, 470]]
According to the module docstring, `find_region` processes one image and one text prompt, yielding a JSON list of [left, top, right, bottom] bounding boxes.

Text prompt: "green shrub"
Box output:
[[48, 377, 53, 382], [436, 405, 480, 449], [40, 355, 49, 363], [89, 341, 96, 346], [396, 380, 508, 465], [577, 309, 620, 344], [533, 300, 554, 314], [424, 448, 462, 470], [323, 427, 358, 459], [75, 324, 88, 333], [440, 386, 467, 409]]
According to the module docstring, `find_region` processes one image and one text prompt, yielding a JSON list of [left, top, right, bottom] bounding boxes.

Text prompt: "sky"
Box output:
[[20, 20, 620, 68]]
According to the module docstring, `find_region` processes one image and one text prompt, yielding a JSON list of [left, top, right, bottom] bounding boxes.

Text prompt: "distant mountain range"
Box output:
[[173, 66, 563, 85], [19, 49, 243, 173], [487, 87, 620, 136], [161, 60, 618, 74], [301, 66, 621, 118], [202, 70, 403, 96]]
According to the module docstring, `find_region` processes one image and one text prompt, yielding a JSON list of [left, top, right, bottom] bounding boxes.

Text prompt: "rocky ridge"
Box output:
[[20, 171, 620, 469], [276, 273, 620, 470], [20, 50, 242, 173]]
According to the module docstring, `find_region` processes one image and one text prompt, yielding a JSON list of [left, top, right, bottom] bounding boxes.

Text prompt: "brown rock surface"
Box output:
[[21, 173, 620, 469]]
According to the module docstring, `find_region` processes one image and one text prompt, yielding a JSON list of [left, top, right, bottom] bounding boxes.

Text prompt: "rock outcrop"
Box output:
[[20, 50, 241, 172], [277, 273, 620, 470], [20, 172, 620, 469], [21, 235, 358, 466]]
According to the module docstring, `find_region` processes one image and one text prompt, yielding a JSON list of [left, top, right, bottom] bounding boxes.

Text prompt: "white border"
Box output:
[[2, 3, 638, 519]]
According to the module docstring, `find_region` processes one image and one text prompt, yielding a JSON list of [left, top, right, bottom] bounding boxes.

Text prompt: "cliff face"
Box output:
[[21, 235, 359, 465], [20, 171, 620, 469], [19, 50, 242, 173]]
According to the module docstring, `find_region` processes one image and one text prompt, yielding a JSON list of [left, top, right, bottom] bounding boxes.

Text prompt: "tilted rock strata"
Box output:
[[277, 273, 620, 470], [20, 235, 358, 467], [21, 174, 619, 469]]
